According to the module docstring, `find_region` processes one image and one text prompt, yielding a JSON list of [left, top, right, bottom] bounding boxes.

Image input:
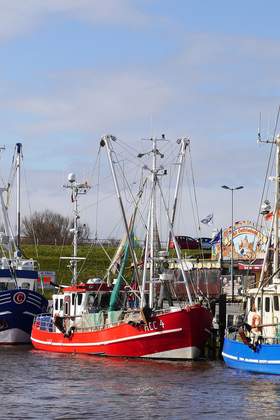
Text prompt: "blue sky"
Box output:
[[1, 0, 280, 239]]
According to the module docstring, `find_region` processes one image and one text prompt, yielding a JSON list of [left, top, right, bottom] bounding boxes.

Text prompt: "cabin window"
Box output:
[[64, 302, 69, 316], [21, 282, 30, 289], [99, 293, 110, 309], [274, 296, 279, 311], [64, 296, 70, 316], [250, 297, 255, 311], [265, 297, 270, 312], [55, 300, 58, 310], [72, 294, 75, 305], [60, 299, 63, 309], [77, 293, 83, 305], [257, 297, 261, 311], [227, 315, 234, 327]]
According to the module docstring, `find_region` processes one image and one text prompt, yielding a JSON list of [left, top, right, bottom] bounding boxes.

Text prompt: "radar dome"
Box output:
[[68, 173, 76, 183]]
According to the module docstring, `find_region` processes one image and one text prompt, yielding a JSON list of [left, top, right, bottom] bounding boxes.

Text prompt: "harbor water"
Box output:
[[2, 346, 280, 419]]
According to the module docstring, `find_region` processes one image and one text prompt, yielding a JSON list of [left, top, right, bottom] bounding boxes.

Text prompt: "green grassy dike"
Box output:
[[22, 244, 211, 288], [22, 244, 117, 286]]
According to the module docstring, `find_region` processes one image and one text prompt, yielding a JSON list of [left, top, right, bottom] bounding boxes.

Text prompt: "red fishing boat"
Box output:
[[31, 281, 212, 358], [31, 135, 212, 359]]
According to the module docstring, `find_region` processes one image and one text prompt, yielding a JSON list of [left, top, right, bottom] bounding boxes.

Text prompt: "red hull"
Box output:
[[31, 305, 212, 359]]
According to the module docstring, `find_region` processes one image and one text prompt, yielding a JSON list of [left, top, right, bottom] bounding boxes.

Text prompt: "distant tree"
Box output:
[[22, 209, 90, 245]]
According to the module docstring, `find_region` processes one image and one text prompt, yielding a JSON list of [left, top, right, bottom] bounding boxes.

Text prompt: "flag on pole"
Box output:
[[200, 213, 213, 225], [210, 229, 222, 244]]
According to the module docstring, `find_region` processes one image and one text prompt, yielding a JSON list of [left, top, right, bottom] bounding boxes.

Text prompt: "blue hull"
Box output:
[[222, 337, 280, 374], [0, 289, 48, 343]]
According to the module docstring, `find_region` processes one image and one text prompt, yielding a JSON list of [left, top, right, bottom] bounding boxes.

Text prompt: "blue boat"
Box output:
[[0, 271, 48, 343], [223, 333, 280, 375], [0, 143, 48, 343], [222, 131, 280, 374]]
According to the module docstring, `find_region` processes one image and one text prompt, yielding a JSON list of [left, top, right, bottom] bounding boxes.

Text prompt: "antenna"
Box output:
[[258, 112, 262, 143], [62, 175, 90, 284]]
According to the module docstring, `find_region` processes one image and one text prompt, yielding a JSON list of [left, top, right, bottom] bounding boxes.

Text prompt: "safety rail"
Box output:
[[33, 314, 55, 332], [226, 327, 280, 345], [33, 310, 145, 333]]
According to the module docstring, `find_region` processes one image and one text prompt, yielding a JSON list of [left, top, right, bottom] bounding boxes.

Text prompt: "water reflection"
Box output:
[[1, 347, 280, 419]]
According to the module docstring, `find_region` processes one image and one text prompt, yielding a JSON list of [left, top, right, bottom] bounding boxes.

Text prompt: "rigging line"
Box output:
[[22, 165, 39, 261], [56, 228, 69, 282], [244, 107, 280, 276], [186, 146, 208, 266], [93, 240, 141, 298], [113, 141, 143, 167], [255, 105, 280, 231], [94, 154, 100, 240], [76, 240, 96, 279], [157, 177, 198, 298], [87, 143, 102, 187], [112, 152, 149, 232], [188, 144, 201, 232], [117, 138, 145, 162], [7, 145, 16, 192]]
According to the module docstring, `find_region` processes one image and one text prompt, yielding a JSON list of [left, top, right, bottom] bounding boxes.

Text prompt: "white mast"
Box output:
[[139, 135, 166, 308], [157, 181, 193, 304], [273, 135, 280, 278], [100, 135, 141, 287], [149, 137, 157, 307], [167, 137, 190, 248], [62, 174, 90, 284], [15, 143, 22, 250], [258, 133, 280, 284]]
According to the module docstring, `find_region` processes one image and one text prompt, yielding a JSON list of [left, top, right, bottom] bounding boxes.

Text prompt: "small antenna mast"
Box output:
[[62, 174, 90, 284]]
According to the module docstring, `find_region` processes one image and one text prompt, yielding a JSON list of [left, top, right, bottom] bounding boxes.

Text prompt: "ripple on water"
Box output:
[[1, 349, 280, 419]]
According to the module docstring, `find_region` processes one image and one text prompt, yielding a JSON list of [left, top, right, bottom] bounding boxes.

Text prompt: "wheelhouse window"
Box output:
[[64, 296, 70, 316], [257, 297, 261, 311], [55, 299, 58, 310], [265, 297, 270, 312], [72, 294, 75, 305], [274, 295, 279, 311], [77, 293, 83, 305], [227, 314, 234, 327]]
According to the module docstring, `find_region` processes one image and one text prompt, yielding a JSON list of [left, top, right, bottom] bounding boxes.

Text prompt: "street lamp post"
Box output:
[[221, 185, 244, 302]]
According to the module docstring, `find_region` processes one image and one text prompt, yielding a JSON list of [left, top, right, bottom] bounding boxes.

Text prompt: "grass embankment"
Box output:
[[22, 244, 117, 285], [22, 244, 211, 287]]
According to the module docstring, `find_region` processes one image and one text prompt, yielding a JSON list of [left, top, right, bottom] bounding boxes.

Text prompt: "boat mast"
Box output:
[[258, 133, 280, 284], [63, 174, 90, 284], [167, 137, 190, 249], [139, 135, 166, 308], [15, 143, 22, 250], [273, 135, 280, 278], [100, 135, 141, 287], [149, 137, 157, 307]]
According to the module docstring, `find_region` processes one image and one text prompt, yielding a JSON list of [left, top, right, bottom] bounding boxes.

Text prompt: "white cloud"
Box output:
[[5, 70, 172, 137], [1, 28, 280, 237], [0, 0, 148, 41]]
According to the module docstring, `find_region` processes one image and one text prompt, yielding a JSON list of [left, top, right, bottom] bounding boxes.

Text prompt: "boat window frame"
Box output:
[[257, 297, 261, 311], [265, 296, 270, 313], [274, 295, 279, 311], [77, 293, 83, 305]]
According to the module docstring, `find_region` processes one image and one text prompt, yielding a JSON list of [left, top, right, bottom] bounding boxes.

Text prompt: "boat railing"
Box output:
[[225, 325, 280, 345], [33, 314, 55, 332], [34, 307, 174, 333], [34, 310, 142, 333]]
